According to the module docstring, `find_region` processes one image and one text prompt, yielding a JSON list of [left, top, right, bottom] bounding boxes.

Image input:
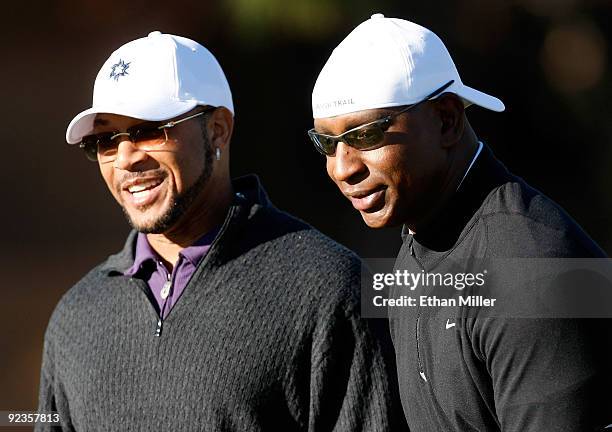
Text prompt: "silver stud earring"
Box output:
[[215, 147, 221, 161]]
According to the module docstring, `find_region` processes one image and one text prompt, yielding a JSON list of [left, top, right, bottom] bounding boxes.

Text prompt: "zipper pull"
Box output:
[[155, 318, 163, 337]]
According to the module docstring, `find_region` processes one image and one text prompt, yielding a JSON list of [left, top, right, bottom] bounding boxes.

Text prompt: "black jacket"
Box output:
[[391, 145, 612, 431]]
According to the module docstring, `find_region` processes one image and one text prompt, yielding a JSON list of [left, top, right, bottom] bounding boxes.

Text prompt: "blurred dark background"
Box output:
[[1, 0, 611, 422]]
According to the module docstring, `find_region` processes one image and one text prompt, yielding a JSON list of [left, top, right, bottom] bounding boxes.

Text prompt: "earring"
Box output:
[[215, 147, 221, 161]]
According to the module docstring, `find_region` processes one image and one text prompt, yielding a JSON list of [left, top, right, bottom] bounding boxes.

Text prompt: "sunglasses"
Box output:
[[307, 80, 454, 156], [79, 107, 216, 162]]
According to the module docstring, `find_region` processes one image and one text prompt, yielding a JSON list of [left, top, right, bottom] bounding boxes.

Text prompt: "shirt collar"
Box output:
[[123, 227, 221, 276], [403, 143, 514, 255], [124, 232, 161, 277]]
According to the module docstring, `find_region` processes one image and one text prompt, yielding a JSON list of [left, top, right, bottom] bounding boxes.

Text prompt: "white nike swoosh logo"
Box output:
[[446, 319, 456, 330]]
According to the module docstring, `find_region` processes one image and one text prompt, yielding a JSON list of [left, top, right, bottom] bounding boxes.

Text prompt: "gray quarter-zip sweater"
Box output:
[[36, 175, 407, 432]]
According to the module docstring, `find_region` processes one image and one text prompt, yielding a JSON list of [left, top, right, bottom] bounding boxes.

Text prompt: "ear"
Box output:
[[433, 93, 465, 149], [207, 107, 234, 151]]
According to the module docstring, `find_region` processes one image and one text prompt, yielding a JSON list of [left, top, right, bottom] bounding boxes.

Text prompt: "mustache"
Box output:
[[117, 168, 166, 183], [115, 168, 167, 189]]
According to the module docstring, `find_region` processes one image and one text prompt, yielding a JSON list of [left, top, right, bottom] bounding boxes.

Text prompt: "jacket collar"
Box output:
[[407, 143, 514, 255]]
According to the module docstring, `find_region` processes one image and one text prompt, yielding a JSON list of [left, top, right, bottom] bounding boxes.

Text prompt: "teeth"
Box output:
[[129, 185, 148, 193]]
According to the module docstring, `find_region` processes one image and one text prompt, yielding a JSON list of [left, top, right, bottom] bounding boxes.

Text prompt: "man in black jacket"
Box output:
[[35, 31, 407, 431], [308, 13, 612, 431]]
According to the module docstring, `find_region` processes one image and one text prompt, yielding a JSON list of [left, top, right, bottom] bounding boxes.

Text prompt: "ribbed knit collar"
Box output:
[[101, 174, 272, 275], [404, 144, 514, 268]]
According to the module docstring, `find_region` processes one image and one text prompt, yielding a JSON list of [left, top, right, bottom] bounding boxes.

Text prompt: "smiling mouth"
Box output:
[[346, 187, 387, 212], [121, 178, 165, 208], [127, 180, 161, 194]]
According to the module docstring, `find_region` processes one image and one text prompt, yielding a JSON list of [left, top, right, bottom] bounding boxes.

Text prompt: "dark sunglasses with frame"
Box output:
[[307, 80, 455, 156]]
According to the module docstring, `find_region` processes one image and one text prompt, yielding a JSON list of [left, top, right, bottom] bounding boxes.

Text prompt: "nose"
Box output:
[[113, 137, 148, 170], [327, 141, 367, 184]]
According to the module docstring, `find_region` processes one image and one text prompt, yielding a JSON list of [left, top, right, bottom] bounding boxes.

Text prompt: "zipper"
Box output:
[[148, 201, 239, 337], [130, 278, 163, 334], [416, 316, 426, 382], [410, 238, 427, 382]]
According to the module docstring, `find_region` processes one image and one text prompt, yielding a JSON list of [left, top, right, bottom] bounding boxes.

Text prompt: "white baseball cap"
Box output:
[[312, 14, 504, 119], [66, 31, 234, 144]]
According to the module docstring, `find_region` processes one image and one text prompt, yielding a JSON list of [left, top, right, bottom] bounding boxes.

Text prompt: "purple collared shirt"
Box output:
[[124, 229, 218, 319]]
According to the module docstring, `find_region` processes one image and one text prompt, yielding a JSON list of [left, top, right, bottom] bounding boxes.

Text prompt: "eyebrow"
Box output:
[[93, 118, 109, 127]]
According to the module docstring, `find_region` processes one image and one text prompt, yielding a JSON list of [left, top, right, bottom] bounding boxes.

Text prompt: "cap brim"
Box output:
[[457, 84, 505, 112], [65, 100, 199, 144]]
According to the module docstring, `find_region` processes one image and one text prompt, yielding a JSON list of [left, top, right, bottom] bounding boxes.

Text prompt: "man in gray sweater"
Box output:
[[36, 31, 407, 431]]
